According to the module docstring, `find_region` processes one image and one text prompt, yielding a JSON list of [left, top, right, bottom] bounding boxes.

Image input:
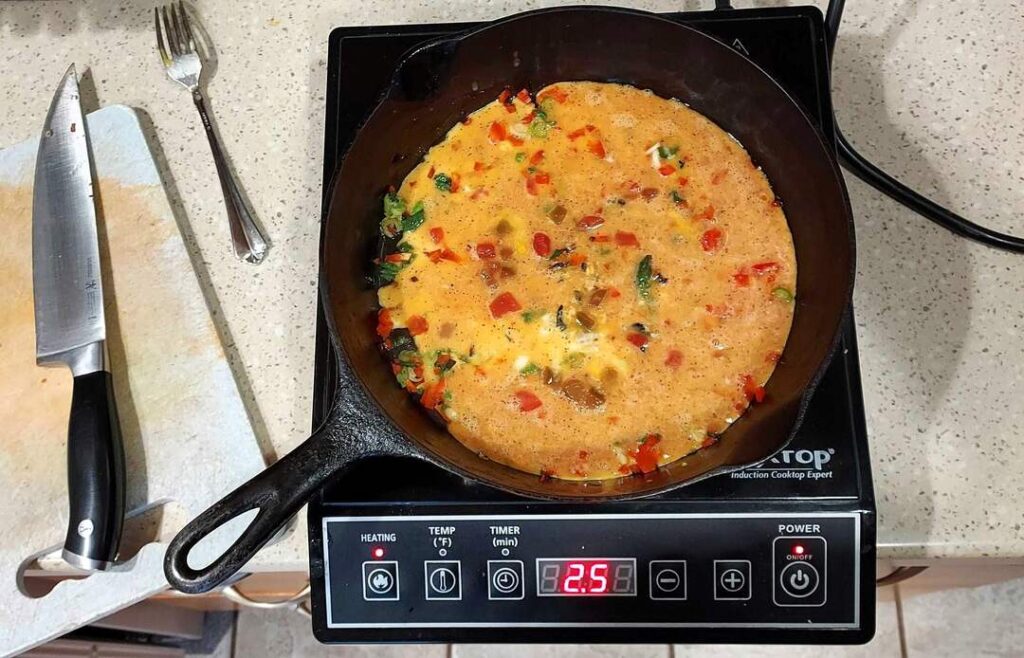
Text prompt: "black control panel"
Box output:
[[320, 514, 861, 631]]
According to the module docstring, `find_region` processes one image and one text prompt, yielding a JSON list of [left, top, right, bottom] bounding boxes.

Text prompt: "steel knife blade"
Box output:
[[32, 65, 125, 572]]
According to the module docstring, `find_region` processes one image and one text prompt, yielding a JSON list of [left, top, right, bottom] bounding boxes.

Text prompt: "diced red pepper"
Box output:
[[589, 233, 611, 243], [521, 111, 536, 125], [461, 116, 473, 125], [694, 205, 716, 222], [516, 88, 532, 104], [578, 450, 589, 460], [678, 176, 689, 187], [488, 121, 507, 143], [609, 287, 622, 298], [525, 177, 538, 196], [631, 434, 661, 474], [515, 390, 543, 412], [751, 261, 780, 275], [508, 135, 524, 146], [614, 231, 639, 247], [578, 215, 605, 231], [538, 86, 568, 104], [420, 378, 447, 409], [449, 174, 461, 193], [429, 227, 445, 244], [711, 169, 728, 184], [665, 350, 683, 368], [732, 270, 750, 286], [626, 332, 650, 352], [568, 252, 586, 267], [770, 197, 783, 208], [588, 140, 606, 158], [489, 292, 522, 318], [476, 242, 497, 260], [534, 172, 551, 185], [568, 127, 587, 140], [533, 232, 552, 257], [407, 315, 429, 336], [427, 165, 436, 179], [376, 309, 393, 338], [700, 228, 723, 252], [498, 88, 515, 112], [529, 150, 545, 165], [742, 374, 766, 403], [657, 163, 676, 176], [473, 161, 486, 171], [766, 351, 781, 364], [384, 253, 406, 263], [426, 248, 462, 263]]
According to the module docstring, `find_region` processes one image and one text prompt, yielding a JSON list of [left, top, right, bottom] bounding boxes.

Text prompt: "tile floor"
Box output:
[[182, 577, 1024, 658]]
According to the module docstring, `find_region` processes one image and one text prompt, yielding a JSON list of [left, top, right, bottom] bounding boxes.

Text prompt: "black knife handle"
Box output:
[[63, 370, 125, 570]]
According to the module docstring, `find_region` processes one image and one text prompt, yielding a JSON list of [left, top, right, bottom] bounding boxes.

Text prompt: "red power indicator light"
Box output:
[[371, 546, 386, 559], [792, 545, 805, 556]]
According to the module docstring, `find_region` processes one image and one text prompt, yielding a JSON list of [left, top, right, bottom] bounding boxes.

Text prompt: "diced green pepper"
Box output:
[[515, 152, 527, 163], [434, 173, 453, 192], [520, 363, 541, 376], [636, 255, 654, 301], [772, 287, 795, 302]]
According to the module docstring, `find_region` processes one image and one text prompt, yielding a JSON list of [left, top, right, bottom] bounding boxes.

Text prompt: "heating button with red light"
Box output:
[[772, 536, 826, 607]]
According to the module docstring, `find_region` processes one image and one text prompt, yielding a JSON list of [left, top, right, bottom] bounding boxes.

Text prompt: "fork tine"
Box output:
[[154, 7, 170, 66], [161, 5, 178, 57], [178, 1, 196, 53], [170, 2, 188, 54]]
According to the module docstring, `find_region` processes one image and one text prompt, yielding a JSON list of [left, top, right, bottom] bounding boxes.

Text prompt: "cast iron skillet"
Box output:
[[165, 5, 854, 594]]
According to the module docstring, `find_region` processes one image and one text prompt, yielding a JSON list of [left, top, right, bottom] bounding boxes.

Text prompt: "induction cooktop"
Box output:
[[308, 5, 876, 645]]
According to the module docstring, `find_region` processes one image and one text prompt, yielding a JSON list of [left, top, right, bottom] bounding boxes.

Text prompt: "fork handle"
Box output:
[[192, 89, 268, 264]]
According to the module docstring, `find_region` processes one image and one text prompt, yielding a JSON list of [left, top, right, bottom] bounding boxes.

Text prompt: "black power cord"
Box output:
[[824, 0, 1024, 253]]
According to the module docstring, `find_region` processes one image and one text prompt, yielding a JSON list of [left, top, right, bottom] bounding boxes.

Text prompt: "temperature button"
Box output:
[[649, 561, 687, 600], [424, 560, 462, 600], [713, 560, 752, 601], [487, 560, 525, 600], [362, 561, 399, 601]]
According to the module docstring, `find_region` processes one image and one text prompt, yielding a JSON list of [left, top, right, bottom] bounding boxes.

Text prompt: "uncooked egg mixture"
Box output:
[[375, 81, 796, 480]]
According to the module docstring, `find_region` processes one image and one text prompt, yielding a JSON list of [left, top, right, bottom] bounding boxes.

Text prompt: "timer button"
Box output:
[[487, 560, 525, 600], [649, 560, 687, 600]]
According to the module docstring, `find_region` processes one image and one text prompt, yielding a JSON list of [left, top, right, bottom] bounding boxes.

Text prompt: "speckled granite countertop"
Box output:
[[2, 0, 1022, 571]]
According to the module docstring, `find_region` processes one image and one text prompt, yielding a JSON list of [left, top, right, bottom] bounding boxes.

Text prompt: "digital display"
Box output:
[[536, 558, 637, 596]]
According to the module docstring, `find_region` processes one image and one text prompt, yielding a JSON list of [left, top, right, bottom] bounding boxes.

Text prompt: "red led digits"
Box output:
[[537, 558, 635, 596]]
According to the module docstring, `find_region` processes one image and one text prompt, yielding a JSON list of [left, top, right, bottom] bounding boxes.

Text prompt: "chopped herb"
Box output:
[[669, 190, 685, 205], [539, 97, 557, 114], [377, 261, 402, 284], [772, 286, 795, 302], [556, 305, 566, 331], [527, 166, 538, 173], [434, 173, 453, 192], [598, 247, 612, 256], [443, 390, 453, 403], [401, 201, 425, 232], [549, 246, 572, 260], [562, 352, 584, 368], [528, 114, 552, 138], [397, 350, 420, 367], [521, 310, 540, 323], [520, 363, 541, 376], [397, 241, 414, 253], [395, 368, 410, 387], [657, 144, 679, 159], [515, 152, 527, 163], [380, 190, 405, 238], [636, 255, 654, 301]]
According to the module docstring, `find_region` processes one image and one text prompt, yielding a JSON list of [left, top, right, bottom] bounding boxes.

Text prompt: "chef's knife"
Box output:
[[33, 65, 125, 571]]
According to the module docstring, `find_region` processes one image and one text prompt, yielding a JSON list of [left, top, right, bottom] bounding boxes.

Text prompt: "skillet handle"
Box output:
[[164, 416, 370, 594]]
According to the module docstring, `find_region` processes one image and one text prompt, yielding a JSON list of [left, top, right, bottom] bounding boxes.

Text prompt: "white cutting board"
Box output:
[[0, 105, 266, 656]]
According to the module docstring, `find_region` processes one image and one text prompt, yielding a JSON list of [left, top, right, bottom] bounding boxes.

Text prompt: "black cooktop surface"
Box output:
[[314, 5, 872, 507]]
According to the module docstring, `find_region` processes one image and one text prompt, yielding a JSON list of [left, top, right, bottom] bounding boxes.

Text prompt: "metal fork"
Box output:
[[155, 2, 268, 264]]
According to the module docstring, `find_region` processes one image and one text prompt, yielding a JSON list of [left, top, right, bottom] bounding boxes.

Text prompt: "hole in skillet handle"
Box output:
[[162, 393, 411, 594]]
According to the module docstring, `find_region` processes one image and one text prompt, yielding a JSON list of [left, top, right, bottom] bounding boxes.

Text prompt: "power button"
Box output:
[[772, 536, 826, 607]]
